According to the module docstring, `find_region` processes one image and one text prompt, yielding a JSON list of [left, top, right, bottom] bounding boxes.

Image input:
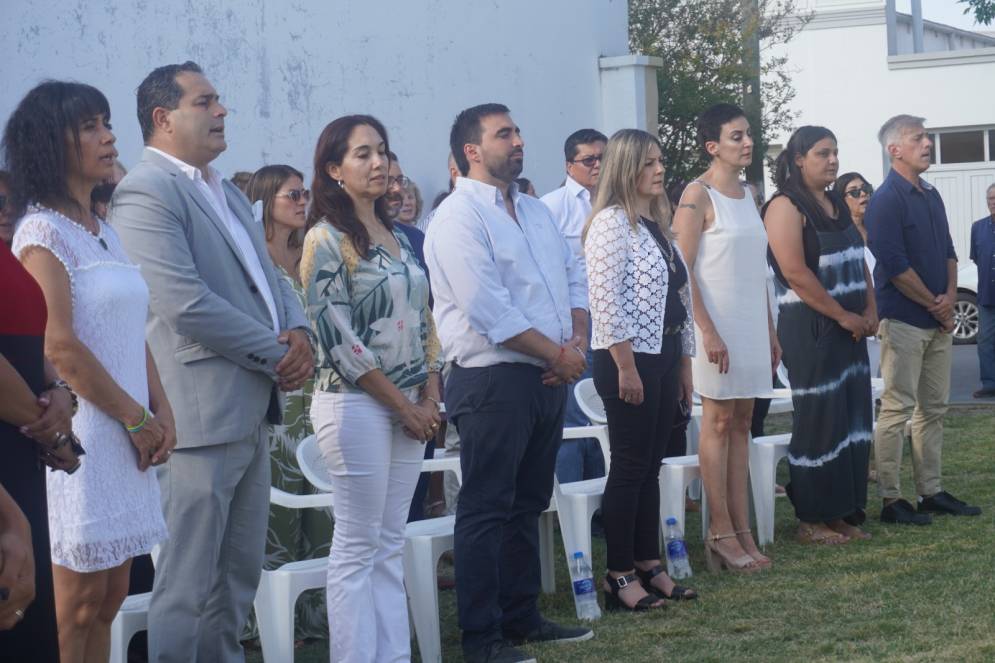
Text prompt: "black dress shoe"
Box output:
[[503, 617, 594, 646], [972, 388, 995, 399], [463, 641, 536, 663], [880, 499, 932, 525], [918, 491, 982, 516]]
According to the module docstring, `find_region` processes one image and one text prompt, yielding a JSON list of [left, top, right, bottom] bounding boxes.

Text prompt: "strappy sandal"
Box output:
[[735, 529, 772, 568], [704, 532, 763, 574], [603, 573, 666, 612], [796, 522, 850, 545], [635, 564, 697, 601]]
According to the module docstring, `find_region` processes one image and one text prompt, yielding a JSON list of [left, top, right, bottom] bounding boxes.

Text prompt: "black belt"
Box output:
[[662, 324, 683, 336]]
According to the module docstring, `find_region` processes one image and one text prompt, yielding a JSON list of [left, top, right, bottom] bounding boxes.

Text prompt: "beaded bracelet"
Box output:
[[126, 407, 149, 434]]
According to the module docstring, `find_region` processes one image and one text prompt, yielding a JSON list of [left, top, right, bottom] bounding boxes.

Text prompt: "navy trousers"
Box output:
[[447, 363, 566, 652]]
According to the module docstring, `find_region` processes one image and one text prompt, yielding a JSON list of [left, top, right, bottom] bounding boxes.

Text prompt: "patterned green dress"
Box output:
[[244, 267, 333, 641]]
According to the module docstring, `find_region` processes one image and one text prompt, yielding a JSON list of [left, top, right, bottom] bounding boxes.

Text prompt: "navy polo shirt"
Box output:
[[970, 215, 995, 307], [866, 169, 957, 329]]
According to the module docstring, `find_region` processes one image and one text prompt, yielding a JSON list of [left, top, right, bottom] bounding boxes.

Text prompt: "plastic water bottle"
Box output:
[[569, 551, 601, 621], [664, 517, 693, 579]]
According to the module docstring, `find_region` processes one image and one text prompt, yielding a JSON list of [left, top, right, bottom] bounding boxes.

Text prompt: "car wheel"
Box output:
[[953, 292, 978, 345]]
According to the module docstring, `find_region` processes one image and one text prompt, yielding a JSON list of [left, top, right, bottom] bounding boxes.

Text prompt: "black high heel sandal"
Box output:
[[635, 565, 698, 601], [603, 573, 666, 612]]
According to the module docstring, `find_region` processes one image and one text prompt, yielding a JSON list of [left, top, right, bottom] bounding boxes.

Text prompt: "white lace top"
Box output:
[[585, 205, 695, 356], [12, 207, 167, 572]]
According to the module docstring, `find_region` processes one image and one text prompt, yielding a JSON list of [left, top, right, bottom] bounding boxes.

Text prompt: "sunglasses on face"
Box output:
[[277, 189, 310, 203], [844, 184, 873, 199], [387, 175, 410, 189], [569, 155, 602, 168]]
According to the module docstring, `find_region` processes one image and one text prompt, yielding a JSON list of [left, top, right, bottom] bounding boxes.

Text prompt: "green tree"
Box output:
[[959, 0, 995, 25], [629, 0, 810, 190]]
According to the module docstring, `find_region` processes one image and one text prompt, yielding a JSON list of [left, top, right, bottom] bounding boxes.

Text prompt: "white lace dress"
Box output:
[[13, 207, 168, 572]]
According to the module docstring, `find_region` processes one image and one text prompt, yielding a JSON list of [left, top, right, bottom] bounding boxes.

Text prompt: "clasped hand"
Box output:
[[19, 387, 79, 472], [541, 337, 586, 386], [928, 293, 955, 333], [399, 399, 442, 442], [276, 329, 315, 392]]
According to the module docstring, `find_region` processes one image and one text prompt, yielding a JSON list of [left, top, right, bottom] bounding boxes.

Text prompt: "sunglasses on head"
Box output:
[[277, 188, 310, 203], [570, 155, 602, 168], [844, 184, 873, 198]]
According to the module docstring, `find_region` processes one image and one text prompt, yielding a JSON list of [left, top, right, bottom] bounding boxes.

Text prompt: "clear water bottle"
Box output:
[[569, 551, 601, 621], [664, 517, 693, 579]]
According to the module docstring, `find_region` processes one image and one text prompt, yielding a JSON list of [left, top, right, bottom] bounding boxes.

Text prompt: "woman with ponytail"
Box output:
[[762, 126, 875, 545]]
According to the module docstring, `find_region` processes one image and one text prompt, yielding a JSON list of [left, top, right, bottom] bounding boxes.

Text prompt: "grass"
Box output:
[[250, 406, 995, 663]]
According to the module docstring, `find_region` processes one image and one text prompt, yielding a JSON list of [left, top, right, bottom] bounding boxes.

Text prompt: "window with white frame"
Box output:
[[926, 128, 995, 166]]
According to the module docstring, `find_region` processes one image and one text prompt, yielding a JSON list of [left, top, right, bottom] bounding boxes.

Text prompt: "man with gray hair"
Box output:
[[968, 182, 995, 398], [865, 114, 981, 525]]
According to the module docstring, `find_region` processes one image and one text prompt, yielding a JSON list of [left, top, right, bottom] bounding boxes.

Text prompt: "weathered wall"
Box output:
[[3, 0, 629, 199]]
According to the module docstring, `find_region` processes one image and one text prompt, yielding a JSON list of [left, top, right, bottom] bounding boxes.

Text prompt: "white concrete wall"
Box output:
[[3, 0, 629, 201]]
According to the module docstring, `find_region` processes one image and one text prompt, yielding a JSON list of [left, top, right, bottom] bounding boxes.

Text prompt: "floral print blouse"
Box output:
[[301, 220, 443, 393]]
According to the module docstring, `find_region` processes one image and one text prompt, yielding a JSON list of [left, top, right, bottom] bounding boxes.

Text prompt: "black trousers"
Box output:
[[594, 336, 682, 571], [447, 363, 566, 652]]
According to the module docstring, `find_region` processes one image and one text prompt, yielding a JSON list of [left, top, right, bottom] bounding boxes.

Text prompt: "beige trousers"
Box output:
[[874, 319, 952, 499]]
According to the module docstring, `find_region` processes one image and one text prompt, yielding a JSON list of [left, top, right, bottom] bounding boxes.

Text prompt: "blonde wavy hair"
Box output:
[[582, 129, 672, 244]]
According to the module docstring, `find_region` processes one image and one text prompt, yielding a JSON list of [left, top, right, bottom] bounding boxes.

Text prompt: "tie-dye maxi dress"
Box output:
[[769, 193, 873, 524]]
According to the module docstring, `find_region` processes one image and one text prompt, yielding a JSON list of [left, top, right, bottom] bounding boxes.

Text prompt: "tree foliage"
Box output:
[[959, 0, 995, 25], [629, 0, 809, 188]]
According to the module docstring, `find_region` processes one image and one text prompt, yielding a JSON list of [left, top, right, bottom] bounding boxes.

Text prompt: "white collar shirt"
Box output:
[[424, 177, 587, 368], [147, 147, 280, 333], [540, 175, 592, 263]]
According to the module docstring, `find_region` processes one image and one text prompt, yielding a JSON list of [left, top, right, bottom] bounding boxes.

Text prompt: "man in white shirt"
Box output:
[[425, 104, 592, 663], [111, 61, 314, 663], [541, 129, 607, 485]]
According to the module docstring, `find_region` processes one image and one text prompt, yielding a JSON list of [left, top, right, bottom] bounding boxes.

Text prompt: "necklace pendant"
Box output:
[[99, 237, 108, 251]]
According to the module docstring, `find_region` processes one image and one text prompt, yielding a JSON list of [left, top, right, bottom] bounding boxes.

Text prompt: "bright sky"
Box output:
[[897, 0, 988, 31]]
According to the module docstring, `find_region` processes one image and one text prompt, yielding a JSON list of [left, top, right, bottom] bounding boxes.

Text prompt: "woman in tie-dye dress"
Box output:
[[763, 126, 876, 544]]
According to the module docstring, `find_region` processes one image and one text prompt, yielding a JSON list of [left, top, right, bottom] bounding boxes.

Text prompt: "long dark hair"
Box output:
[[308, 115, 391, 257], [832, 171, 871, 198], [2, 80, 111, 220], [771, 125, 839, 221], [246, 164, 305, 247]]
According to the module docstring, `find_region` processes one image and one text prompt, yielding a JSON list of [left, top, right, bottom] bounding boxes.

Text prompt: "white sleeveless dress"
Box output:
[[690, 183, 775, 400], [13, 207, 167, 572]]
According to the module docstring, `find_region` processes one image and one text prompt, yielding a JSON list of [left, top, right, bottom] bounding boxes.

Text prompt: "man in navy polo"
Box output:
[[866, 114, 981, 525], [969, 183, 995, 399]]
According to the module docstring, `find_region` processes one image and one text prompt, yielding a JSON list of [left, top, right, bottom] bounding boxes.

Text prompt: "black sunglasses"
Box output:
[[844, 184, 873, 199], [570, 155, 602, 168]]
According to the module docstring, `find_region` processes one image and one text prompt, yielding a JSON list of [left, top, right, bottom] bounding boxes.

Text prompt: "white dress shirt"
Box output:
[[146, 147, 280, 333], [540, 175, 592, 262], [425, 177, 588, 368]]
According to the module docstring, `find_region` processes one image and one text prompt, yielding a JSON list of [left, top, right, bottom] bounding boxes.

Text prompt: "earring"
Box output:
[[337, 180, 345, 188]]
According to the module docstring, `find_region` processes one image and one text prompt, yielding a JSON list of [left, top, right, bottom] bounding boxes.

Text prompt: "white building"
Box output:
[[766, 0, 995, 263], [2, 1, 658, 201]]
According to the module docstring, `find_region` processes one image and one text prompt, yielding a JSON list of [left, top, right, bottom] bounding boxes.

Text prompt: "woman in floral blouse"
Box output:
[[584, 129, 698, 612], [301, 114, 442, 662]]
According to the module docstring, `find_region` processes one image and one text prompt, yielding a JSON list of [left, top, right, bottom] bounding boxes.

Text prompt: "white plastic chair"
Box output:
[[250, 434, 334, 663], [573, 378, 606, 424], [109, 546, 161, 663], [747, 433, 791, 547], [658, 454, 706, 538], [551, 425, 611, 572]]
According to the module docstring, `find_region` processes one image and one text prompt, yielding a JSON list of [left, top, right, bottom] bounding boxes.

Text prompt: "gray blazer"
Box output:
[[110, 148, 309, 448]]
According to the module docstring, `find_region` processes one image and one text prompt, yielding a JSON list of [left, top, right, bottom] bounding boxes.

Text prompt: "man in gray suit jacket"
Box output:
[[111, 61, 314, 663]]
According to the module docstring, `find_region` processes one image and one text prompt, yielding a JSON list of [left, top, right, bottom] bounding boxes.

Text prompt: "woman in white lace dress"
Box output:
[[6, 81, 173, 662]]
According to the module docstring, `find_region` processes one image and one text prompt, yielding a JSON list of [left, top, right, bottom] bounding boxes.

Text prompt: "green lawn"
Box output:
[[252, 406, 995, 663]]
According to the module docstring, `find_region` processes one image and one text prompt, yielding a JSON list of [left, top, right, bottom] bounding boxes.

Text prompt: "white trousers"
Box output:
[[311, 391, 425, 663]]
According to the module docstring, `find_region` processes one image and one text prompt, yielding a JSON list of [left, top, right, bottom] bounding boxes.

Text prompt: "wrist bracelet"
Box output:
[[45, 379, 79, 415], [423, 396, 441, 410], [125, 407, 149, 434]]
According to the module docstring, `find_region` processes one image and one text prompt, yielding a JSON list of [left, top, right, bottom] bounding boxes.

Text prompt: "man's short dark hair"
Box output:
[[136, 61, 204, 143], [449, 103, 510, 176], [696, 102, 746, 161], [564, 128, 607, 161]]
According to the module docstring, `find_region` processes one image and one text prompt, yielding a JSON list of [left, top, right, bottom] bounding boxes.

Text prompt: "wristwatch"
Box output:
[[46, 379, 79, 416]]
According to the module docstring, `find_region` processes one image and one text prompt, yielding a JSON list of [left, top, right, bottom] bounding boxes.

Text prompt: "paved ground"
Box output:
[[951, 343, 993, 404]]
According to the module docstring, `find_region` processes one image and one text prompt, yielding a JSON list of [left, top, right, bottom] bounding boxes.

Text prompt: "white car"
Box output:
[[954, 264, 979, 345]]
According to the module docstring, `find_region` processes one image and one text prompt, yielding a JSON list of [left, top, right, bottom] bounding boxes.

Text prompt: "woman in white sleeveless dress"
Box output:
[[7, 81, 172, 662], [673, 104, 779, 574]]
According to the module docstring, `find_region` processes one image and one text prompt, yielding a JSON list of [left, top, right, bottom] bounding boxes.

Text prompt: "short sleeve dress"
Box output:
[[13, 207, 167, 572]]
